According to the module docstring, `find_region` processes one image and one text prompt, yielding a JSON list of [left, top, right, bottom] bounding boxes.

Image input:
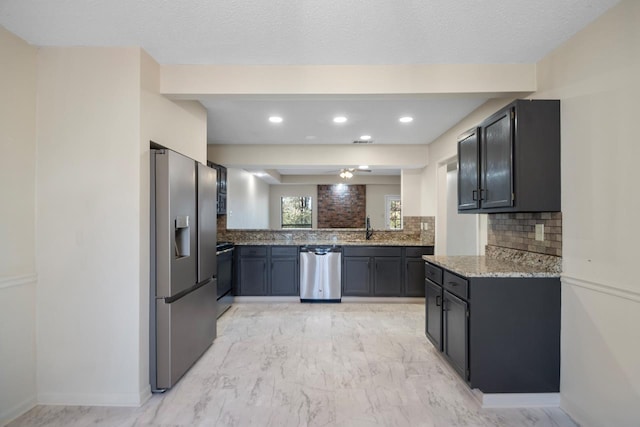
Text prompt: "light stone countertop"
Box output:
[[232, 240, 429, 247], [423, 255, 561, 278]]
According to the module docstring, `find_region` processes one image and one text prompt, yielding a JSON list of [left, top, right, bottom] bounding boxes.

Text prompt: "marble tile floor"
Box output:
[[9, 303, 578, 427]]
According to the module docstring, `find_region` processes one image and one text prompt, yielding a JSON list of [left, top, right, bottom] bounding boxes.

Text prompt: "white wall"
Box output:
[[0, 27, 38, 424], [445, 168, 480, 255], [227, 168, 270, 229], [401, 169, 422, 217], [268, 185, 318, 229], [532, 2, 640, 426], [366, 184, 401, 230]]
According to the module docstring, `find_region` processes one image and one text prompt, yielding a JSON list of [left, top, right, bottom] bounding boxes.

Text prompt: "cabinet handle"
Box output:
[[479, 189, 485, 200], [472, 190, 478, 201], [447, 281, 459, 287], [436, 295, 441, 307]]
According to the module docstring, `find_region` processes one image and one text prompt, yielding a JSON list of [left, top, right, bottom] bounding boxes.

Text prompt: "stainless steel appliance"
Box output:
[[215, 242, 234, 317], [300, 246, 342, 302], [150, 149, 217, 392]]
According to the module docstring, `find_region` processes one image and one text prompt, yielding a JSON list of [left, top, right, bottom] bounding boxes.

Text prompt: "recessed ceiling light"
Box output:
[[359, 135, 372, 140], [358, 165, 369, 170], [399, 116, 414, 123], [333, 116, 348, 123], [268, 116, 283, 123], [252, 172, 266, 177]]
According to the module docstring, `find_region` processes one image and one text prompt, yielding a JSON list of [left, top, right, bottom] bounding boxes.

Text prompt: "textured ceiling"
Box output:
[[0, 0, 620, 65], [0, 0, 621, 173]]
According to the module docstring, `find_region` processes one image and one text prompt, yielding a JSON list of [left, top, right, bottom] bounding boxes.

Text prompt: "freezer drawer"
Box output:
[[153, 279, 217, 390]]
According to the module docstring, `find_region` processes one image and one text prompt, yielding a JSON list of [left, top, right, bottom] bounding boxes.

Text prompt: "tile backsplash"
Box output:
[[487, 212, 562, 257], [217, 215, 436, 246]]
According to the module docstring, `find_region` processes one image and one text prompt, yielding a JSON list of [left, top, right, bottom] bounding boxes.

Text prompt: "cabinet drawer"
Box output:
[[406, 246, 434, 257], [443, 271, 468, 300], [271, 246, 298, 257], [238, 246, 267, 257], [424, 262, 443, 285]]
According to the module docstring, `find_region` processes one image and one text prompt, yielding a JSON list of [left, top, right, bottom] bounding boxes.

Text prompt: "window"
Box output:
[[385, 195, 402, 230], [281, 196, 312, 229]]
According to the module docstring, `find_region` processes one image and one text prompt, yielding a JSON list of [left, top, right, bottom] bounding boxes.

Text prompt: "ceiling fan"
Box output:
[[336, 167, 372, 179]]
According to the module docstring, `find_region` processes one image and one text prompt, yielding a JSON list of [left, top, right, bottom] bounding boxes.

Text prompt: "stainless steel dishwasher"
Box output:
[[299, 246, 342, 302]]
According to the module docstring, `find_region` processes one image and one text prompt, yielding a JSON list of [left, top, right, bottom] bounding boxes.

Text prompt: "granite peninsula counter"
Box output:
[[422, 255, 561, 278]]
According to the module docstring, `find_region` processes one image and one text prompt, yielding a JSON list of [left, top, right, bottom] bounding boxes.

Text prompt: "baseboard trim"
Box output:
[[0, 395, 36, 427], [472, 390, 560, 408], [233, 296, 299, 303], [342, 297, 423, 303], [0, 273, 37, 290], [37, 388, 150, 407], [562, 275, 640, 303], [233, 296, 424, 304]]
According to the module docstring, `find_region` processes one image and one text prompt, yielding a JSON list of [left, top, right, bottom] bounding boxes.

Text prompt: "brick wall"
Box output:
[[317, 184, 366, 228], [488, 212, 562, 257]]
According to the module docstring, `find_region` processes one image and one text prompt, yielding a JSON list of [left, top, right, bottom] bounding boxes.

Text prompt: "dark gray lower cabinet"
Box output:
[[343, 257, 371, 296], [405, 246, 434, 297], [236, 246, 298, 296], [443, 290, 468, 381], [373, 257, 402, 296], [424, 260, 560, 393], [343, 246, 433, 297], [270, 254, 298, 296], [425, 279, 442, 350], [238, 257, 268, 295]]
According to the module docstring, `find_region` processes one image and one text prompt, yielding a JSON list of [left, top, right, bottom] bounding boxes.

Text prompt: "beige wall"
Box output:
[[161, 64, 535, 95], [532, 2, 640, 426], [208, 144, 428, 170], [36, 47, 145, 406], [34, 47, 208, 409], [0, 27, 38, 424]]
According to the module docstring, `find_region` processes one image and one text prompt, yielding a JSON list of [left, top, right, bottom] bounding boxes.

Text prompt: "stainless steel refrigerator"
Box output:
[[150, 148, 217, 391]]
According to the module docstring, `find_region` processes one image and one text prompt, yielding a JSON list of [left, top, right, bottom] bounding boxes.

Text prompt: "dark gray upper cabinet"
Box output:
[[457, 127, 480, 211], [458, 99, 561, 213]]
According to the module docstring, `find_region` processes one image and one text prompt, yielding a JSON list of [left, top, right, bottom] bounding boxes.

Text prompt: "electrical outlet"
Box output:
[[535, 224, 545, 241]]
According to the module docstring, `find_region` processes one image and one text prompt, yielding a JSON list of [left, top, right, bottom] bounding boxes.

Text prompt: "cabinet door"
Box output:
[[481, 107, 514, 209], [270, 258, 298, 296], [425, 280, 442, 350], [238, 258, 268, 295], [373, 257, 403, 296], [443, 291, 469, 381], [343, 257, 371, 296], [405, 258, 426, 297], [457, 128, 480, 211]]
